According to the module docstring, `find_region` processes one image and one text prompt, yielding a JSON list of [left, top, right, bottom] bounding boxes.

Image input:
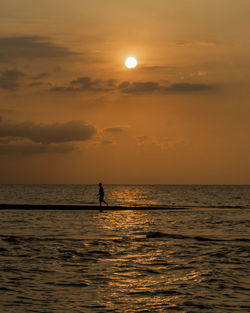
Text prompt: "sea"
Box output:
[[0, 184, 249, 312]]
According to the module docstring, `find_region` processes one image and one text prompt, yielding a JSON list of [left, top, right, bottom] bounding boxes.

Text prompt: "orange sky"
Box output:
[[0, 0, 250, 184]]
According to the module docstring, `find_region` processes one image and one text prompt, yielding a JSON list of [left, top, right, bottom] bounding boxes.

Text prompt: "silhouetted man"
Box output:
[[97, 183, 108, 207]]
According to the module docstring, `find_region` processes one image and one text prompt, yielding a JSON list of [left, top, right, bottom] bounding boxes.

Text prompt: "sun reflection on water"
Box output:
[[90, 208, 206, 311], [95, 209, 154, 235], [107, 186, 162, 207]]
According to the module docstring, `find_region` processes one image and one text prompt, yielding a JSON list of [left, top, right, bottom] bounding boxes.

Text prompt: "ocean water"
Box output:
[[0, 184, 249, 208], [0, 208, 250, 313], [0, 185, 249, 312]]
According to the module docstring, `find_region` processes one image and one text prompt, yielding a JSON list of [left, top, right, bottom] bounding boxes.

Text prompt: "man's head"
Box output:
[[99, 182, 102, 187]]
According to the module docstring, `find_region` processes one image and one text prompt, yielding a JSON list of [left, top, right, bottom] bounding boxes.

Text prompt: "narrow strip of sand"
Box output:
[[0, 204, 188, 210], [0, 204, 244, 210]]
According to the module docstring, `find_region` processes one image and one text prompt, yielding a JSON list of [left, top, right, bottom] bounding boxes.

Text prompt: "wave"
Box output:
[[46, 282, 89, 287], [0, 231, 250, 244], [128, 289, 183, 296], [145, 231, 250, 242], [1, 233, 249, 246]]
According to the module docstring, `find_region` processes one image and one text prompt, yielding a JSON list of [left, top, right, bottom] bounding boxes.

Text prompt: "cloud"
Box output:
[[99, 126, 130, 146], [120, 81, 160, 94], [28, 82, 44, 87], [0, 36, 78, 62], [118, 81, 130, 89], [106, 79, 117, 87], [175, 40, 217, 47], [71, 76, 104, 92], [71, 76, 118, 92], [71, 76, 98, 88], [119, 81, 213, 94], [137, 135, 186, 150], [50, 75, 213, 95], [51, 76, 117, 93], [104, 126, 130, 133], [32, 72, 49, 80], [0, 120, 96, 144], [137, 135, 150, 144], [50, 86, 80, 93], [167, 83, 212, 92], [0, 141, 76, 155], [0, 69, 25, 90], [101, 139, 114, 145]]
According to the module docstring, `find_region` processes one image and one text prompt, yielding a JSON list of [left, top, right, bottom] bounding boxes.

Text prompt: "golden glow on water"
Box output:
[[92, 209, 203, 310], [96, 209, 152, 233], [106, 186, 165, 207]]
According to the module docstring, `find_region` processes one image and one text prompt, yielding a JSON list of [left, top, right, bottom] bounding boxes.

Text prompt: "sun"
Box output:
[[125, 57, 138, 69]]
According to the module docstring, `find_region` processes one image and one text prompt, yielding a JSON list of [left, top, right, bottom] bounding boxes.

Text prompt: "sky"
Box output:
[[0, 0, 250, 184]]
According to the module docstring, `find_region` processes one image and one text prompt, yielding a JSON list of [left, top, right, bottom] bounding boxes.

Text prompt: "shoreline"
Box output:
[[0, 204, 245, 210]]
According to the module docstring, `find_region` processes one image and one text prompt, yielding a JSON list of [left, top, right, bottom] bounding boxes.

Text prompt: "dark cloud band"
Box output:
[[50, 76, 213, 95], [0, 142, 76, 155], [104, 126, 129, 133], [0, 70, 25, 90], [0, 36, 77, 62], [0, 120, 96, 144]]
